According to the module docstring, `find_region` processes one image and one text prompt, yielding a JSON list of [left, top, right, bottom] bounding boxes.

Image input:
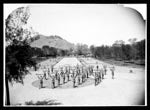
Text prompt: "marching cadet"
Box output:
[[72, 70, 76, 88], [86, 69, 89, 78], [110, 65, 115, 79], [78, 75, 80, 85], [57, 74, 60, 86], [96, 65, 99, 85], [102, 69, 104, 79], [60, 68, 64, 84], [55, 71, 58, 80], [63, 73, 66, 83], [91, 66, 94, 74], [43, 71, 47, 80], [73, 77, 76, 88], [99, 69, 102, 82], [95, 72, 97, 86], [82, 73, 85, 83], [40, 78, 43, 89], [67, 72, 70, 81], [34, 64, 37, 71], [103, 65, 107, 75], [97, 71, 100, 84], [51, 65, 54, 73], [48, 68, 50, 77], [84, 72, 86, 81], [52, 76, 55, 89]]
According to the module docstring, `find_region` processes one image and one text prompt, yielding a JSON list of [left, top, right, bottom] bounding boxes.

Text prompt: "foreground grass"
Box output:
[[25, 99, 62, 105]]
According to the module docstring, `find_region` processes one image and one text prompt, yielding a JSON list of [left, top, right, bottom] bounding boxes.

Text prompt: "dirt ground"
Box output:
[[8, 57, 145, 106]]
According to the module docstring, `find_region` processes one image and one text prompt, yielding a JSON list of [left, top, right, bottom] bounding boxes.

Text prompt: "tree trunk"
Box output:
[[5, 77, 10, 105]]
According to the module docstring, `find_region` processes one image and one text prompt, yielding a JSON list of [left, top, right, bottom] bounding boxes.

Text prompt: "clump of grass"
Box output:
[[25, 99, 62, 105]]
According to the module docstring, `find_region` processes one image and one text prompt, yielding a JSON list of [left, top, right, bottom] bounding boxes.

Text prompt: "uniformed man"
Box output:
[[43, 71, 47, 80], [63, 73, 66, 83], [47, 68, 50, 77], [99, 69, 102, 83], [73, 77, 76, 88], [82, 74, 84, 83], [57, 74, 60, 85], [97, 72, 100, 84], [60, 69, 64, 84], [51, 65, 54, 73], [95, 65, 99, 85], [102, 69, 104, 79], [55, 72, 58, 80], [110, 65, 115, 79], [34, 64, 37, 71], [86, 69, 89, 78], [40, 78, 43, 89], [67, 73, 70, 81], [78, 75, 80, 85], [52, 76, 55, 89], [95, 72, 97, 86], [103, 65, 107, 75]]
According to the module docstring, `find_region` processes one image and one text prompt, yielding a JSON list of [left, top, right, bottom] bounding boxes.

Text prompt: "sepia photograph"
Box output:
[[4, 3, 146, 106]]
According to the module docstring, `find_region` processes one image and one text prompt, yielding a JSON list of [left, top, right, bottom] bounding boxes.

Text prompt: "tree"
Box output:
[[128, 38, 138, 59], [5, 7, 36, 105], [112, 40, 125, 60], [75, 43, 89, 56], [31, 47, 44, 57], [42, 45, 50, 57], [121, 44, 132, 60], [90, 45, 96, 57], [49, 47, 57, 57], [128, 38, 137, 44], [68, 48, 74, 56], [89, 38, 145, 62], [135, 39, 145, 60]]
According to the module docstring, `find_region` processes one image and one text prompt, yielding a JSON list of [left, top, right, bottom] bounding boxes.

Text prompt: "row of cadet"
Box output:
[[36, 64, 115, 89]]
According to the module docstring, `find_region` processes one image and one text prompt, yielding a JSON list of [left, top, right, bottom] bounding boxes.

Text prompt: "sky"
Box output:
[[4, 4, 146, 46]]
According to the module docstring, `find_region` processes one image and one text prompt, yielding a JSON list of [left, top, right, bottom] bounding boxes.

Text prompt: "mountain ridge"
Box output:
[[29, 34, 74, 50]]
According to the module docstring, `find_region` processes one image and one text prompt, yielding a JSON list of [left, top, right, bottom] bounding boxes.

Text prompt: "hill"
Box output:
[[29, 34, 74, 50]]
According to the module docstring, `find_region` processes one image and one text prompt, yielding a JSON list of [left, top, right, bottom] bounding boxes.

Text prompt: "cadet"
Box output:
[[44, 71, 47, 80], [51, 65, 54, 73], [52, 76, 55, 89], [86, 69, 89, 78], [48, 68, 50, 77], [103, 65, 107, 75], [97, 72, 100, 84], [78, 75, 80, 85], [110, 65, 115, 79], [73, 77, 76, 88], [102, 69, 104, 79], [57, 74, 60, 85], [96, 65, 99, 84], [81, 74, 84, 83], [60, 69, 64, 84], [63, 73, 66, 83], [99, 69, 102, 82], [40, 78, 43, 89], [55, 72, 58, 80], [95, 72, 97, 86], [67, 73, 70, 81], [83, 73, 86, 82]]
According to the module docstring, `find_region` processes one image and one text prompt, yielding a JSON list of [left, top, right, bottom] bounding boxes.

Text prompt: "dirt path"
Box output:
[[54, 57, 82, 68]]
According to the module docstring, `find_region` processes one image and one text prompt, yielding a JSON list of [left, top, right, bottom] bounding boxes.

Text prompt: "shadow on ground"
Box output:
[[32, 77, 95, 89]]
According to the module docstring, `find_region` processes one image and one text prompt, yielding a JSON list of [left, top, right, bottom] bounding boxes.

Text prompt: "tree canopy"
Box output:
[[5, 6, 36, 84]]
